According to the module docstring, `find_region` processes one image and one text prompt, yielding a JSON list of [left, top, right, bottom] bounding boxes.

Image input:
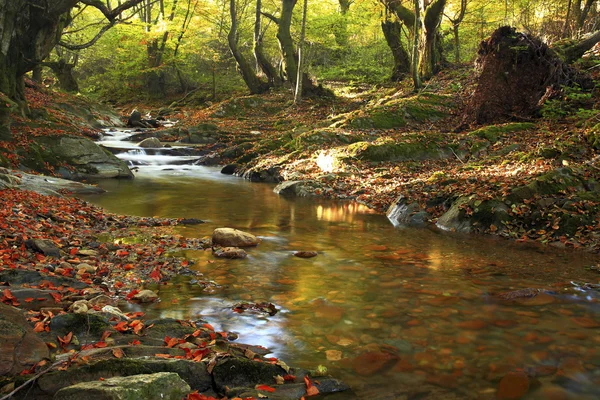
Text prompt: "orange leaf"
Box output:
[[256, 384, 276, 393], [24, 297, 34, 303], [34, 322, 46, 332], [203, 323, 214, 331], [112, 348, 124, 358]]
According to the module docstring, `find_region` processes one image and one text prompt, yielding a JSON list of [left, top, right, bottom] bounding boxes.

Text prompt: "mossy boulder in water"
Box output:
[[27, 135, 132, 179], [212, 357, 287, 393], [53, 372, 190, 400], [436, 196, 510, 233]]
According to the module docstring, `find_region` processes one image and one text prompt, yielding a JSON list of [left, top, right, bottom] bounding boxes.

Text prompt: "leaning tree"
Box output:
[[0, 0, 144, 139]]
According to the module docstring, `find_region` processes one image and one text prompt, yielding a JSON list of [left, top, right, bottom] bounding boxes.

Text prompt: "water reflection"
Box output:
[[82, 168, 600, 399]]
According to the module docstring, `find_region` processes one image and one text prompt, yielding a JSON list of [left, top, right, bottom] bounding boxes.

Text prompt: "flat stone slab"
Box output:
[[53, 372, 190, 400]]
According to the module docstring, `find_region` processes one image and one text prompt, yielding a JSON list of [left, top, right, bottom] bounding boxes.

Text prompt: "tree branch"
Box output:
[[58, 20, 117, 50], [261, 11, 280, 25], [80, 0, 146, 21]]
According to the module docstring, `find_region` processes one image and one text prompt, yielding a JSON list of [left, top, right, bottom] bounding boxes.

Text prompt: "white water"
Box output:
[[99, 128, 202, 167]]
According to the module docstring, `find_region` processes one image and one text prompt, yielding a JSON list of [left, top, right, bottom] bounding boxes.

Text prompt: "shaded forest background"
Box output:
[[32, 0, 600, 103]]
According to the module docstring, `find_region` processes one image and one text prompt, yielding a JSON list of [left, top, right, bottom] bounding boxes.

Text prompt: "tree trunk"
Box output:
[[229, 0, 268, 94], [254, 0, 281, 87], [381, 20, 411, 81], [412, 0, 422, 90], [44, 60, 80, 92], [294, 0, 308, 103], [277, 0, 299, 85], [419, 0, 446, 79], [32, 66, 43, 83]]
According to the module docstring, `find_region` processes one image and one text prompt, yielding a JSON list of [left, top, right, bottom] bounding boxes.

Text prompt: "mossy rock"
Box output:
[[286, 129, 365, 152], [213, 97, 265, 118], [469, 122, 535, 143], [507, 168, 584, 203], [26, 135, 132, 179], [212, 357, 287, 393], [143, 318, 197, 342], [37, 358, 212, 395], [48, 313, 111, 339], [436, 196, 509, 233], [340, 137, 453, 162], [349, 110, 406, 129], [54, 372, 191, 400], [586, 124, 600, 149]]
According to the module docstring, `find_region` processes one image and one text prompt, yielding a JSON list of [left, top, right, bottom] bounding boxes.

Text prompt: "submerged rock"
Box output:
[[212, 228, 260, 247], [213, 247, 248, 259], [54, 372, 190, 400]]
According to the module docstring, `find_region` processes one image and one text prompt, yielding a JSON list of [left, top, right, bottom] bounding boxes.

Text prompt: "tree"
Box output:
[[0, 0, 144, 137], [445, 0, 468, 62], [381, 15, 411, 81], [294, 0, 308, 103], [228, 0, 269, 94], [254, 0, 282, 87], [385, 0, 447, 80]]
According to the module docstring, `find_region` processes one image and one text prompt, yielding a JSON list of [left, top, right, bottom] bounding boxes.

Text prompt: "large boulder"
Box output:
[[53, 372, 190, 400], [37, 358, 212, 395], [0, 303, 50, 376], [212, 228, 260, 247], [32, 135, 132, 179]]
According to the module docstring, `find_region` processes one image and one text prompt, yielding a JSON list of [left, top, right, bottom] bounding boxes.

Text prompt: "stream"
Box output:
[[81, 129, 600, 399]]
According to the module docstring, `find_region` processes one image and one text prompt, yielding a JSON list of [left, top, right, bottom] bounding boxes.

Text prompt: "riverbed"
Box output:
[[80, 131, 600, 399]]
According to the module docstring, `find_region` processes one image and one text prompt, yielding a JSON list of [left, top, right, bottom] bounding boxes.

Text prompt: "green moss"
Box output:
[[349, 110, 406, 129], [469, 123, 535, 143], [342, 137, 451, 162]]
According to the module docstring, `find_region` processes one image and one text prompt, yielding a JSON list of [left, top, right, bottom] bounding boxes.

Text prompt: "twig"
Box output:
[[450, 147, 466, 165], [0, 360, 67, 400]]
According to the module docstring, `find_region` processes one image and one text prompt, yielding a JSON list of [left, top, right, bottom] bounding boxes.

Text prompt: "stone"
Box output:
[[0, 303, 50, 375], [49, 312, 110, 338], [213, 247, 247, 259], [294, 251, 318, 258], [0, 170, 105, 196], [132, 290, 159, 303], [37, 358, 212, 395], [497, 371, 530, 399], [54, 372, 190, 400], [69, 300, 89, 314], [138, 137, 162, 148], [211, 357, 287, 393], [77, 263, 97, 274], [221, 164, 238, 175], [212, 228, 260, 247], [25, 239, 61, 257], [273, 181, 316, 197], [386, 196, 430, 227], [351, 351, 398, 377], [34, 135, 132, 179], [326, 350, 343, 361]]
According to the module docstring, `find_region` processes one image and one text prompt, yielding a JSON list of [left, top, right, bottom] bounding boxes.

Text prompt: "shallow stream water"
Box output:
[[81, 130, 600, 399]]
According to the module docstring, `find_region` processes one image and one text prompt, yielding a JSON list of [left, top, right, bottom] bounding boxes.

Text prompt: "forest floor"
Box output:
[[1, 64, 600, 399], [135, 64, 600, 253]]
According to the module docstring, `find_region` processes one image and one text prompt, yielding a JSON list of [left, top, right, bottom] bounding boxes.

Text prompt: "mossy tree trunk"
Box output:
[[277, 0, 300, 85], [43, 60, 80, 92], [0, 0, 144, 141], [419, 0, 446, 79], [384, 0, 446, 80], [381, 20, 411, 81], [229, 0, 269, 94]]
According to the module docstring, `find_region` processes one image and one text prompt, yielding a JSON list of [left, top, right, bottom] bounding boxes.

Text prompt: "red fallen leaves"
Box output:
[[57, 332, 73, 349], [255, 384, 276, 392], [2, 288, 19, 306], [50, 292, 63, 303], [304, 376, 319, 397]]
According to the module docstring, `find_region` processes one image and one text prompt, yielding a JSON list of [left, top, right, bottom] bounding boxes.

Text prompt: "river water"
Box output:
[[81, 130, 600, 399]]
